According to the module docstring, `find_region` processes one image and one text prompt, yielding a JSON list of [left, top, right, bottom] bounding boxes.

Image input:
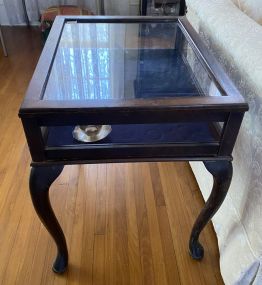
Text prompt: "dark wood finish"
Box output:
[[21, 118, 45, 162], [219, 112, 244, 156], [18, 17, 248, 166], [20, 96, 247, 114], [45, 143, 219, 162], [34, 109, 228, 124], [18, 16, 248, 273], [189, 160, 232, 259], [29, 165, 68, 273], [30, 155, 232, 167]]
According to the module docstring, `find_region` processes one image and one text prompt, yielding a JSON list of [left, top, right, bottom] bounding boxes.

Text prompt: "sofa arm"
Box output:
[[186, 0, 262, 97], [187, 1, 262, 284]]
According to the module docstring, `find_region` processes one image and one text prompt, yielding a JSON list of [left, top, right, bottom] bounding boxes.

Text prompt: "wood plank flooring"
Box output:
[[0, 27, 224, 285]]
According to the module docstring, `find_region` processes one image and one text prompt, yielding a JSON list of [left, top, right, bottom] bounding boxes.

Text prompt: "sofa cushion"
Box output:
[[237, 0, 262, 25], [187, 0, 262, 96]]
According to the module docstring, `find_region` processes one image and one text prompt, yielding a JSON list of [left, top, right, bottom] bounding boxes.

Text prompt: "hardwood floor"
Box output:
[[0, 27, 224, 285]]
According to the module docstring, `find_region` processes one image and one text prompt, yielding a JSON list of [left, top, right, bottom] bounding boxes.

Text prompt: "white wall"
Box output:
[[0, 0, 9, 25]]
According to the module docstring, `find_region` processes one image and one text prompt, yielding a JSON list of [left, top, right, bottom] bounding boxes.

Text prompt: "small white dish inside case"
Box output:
[[73, 125, 112, 143]]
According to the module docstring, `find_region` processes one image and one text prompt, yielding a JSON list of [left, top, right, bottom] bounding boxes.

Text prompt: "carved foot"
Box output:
[[53, 252, 68, 274], [189, 240, 204, 260], [29, 165, 68, 273], [189, 160, 232, 260]]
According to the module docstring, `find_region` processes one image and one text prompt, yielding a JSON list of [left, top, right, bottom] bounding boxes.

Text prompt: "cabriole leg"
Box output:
[[29, 165, 68, 273], [189, 160, 232, 260]]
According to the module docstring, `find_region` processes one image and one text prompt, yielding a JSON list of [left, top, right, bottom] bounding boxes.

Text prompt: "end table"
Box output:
[[19, 16, 248, 273]]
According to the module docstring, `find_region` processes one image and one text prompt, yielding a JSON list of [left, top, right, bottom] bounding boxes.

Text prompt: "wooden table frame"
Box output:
[[19, 16, 248, 274]]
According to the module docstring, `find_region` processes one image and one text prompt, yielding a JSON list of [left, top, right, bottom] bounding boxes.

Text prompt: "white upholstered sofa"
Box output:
[[186, 0, 262, 284]]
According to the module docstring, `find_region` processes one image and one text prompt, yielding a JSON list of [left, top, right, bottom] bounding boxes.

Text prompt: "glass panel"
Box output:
[[43, 22, 223, 101], [43, 122, 223, 147]]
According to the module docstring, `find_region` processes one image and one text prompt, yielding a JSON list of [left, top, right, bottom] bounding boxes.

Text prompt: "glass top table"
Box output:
[[19, 16, 248, 274]]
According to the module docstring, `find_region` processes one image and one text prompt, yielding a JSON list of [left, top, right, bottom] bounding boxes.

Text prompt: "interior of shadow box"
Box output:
[[44, 123, 221, 147]]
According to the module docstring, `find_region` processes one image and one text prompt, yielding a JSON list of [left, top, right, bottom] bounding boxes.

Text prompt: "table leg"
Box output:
[[0, 26, 7, 57], [29, 165, 68, 273], [189, 160, 232, 260]]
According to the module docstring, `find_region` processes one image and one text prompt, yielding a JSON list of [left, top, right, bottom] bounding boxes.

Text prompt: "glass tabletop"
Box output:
[[43, 21, 222, 101]]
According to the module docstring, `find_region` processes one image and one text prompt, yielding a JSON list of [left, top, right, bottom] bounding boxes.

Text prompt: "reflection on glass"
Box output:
[[43, 22, 222, 101], [45, 23, 111, 100]]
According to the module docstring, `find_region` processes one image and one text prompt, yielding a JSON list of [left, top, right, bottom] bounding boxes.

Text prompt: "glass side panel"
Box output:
[[43, 22, 223, 101], [43, 122, 222, 147]]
